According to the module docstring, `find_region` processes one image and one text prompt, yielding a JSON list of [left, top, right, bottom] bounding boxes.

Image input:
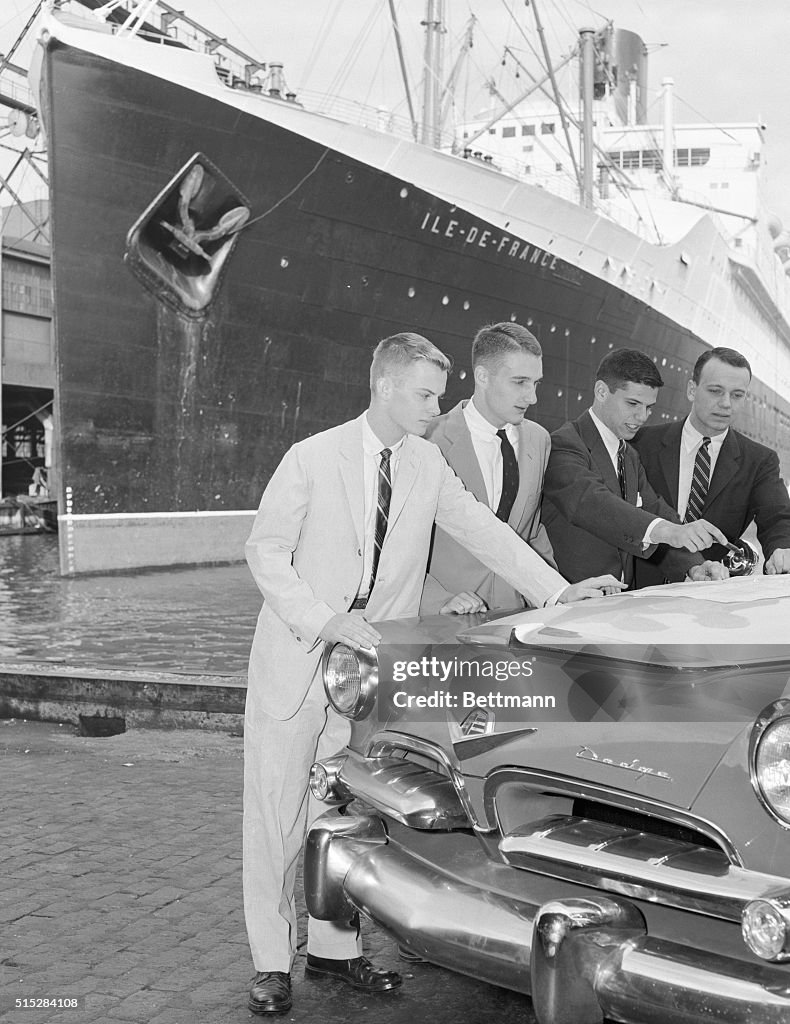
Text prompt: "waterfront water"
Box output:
[[0, 534, 258, 675]]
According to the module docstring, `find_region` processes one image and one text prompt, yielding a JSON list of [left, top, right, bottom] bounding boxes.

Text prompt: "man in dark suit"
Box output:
[[421, 322, 559, 615], [633, 346, 790, 585], [542, 348, 728, 587]]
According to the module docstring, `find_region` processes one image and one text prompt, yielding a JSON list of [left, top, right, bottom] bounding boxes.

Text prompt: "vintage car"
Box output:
[[305, 575, 790, 1024]]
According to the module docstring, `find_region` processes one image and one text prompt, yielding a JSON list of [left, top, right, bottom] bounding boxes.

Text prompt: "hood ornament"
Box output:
[[723, 540, 758, 576], [576, 745, 673, 782]]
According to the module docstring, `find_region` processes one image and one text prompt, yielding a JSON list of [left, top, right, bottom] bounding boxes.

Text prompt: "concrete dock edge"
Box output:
[[0, 663, 247, 732]]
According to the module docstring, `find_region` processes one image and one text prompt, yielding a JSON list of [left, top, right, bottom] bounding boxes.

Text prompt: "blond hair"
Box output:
[[370, 332, 451, 392]]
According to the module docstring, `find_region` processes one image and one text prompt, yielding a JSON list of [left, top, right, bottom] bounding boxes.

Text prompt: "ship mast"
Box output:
[[529, 0, 582, 199], [387, 0, 419, 141], [579, 27, 595, 208], [420, 0, 444, 148], [440, 15, 475, 129]]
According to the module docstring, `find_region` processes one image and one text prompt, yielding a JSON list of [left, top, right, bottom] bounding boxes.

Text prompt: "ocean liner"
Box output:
[[25, 0, 790, 573]]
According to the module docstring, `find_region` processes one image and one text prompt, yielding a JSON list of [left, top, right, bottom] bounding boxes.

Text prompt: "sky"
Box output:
[[2, 0, 790, 223]]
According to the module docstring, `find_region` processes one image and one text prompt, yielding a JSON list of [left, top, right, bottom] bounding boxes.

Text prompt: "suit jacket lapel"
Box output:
[[623, 444, 639, 504], [579, 412, 621, 496], [578, 412, 630, 579], [659, 420, 684, 508], [443, 402, 489, 505], [705, 429, 741, 509], [387, 438, 420, 532], [338, 421, 365, 547]]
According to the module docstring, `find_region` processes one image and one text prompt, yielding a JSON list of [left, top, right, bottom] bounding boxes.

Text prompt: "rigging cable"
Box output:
[[202, 0, 263, 65], [299, 0, 345, 93], [235, 149, 331, 233], [323, 3, 382, 102]]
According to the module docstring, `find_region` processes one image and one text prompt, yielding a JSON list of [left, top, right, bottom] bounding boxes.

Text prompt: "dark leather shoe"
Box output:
[[248, 971, 292, 1014], [398, 945, 427, 965], [305, 954, 402, 992]]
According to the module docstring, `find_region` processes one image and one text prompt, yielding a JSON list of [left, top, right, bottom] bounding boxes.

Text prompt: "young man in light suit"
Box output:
[[420, 321, 557, 615], [243, 333, 624, 1014]]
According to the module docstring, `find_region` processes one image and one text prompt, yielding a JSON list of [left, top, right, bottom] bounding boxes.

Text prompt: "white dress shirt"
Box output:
[[462, 399, 565, 606], [359, 413, 405, 597], [462, 398, 520, 509], [677, 418, 727, 520]]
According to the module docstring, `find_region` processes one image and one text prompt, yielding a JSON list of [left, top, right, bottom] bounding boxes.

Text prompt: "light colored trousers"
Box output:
[[243, 676, 362, 972]]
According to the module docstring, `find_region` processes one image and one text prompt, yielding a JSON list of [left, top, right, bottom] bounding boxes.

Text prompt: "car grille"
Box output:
[[571, 797, 721, 850], [498, 813, 789, 922]]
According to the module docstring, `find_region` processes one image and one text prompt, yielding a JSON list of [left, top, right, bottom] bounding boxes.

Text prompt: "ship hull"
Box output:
[[36, 25, 790, 572]]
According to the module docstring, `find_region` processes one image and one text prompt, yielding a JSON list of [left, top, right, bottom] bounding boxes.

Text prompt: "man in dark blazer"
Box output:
[[421, 322, 559, 615], [542, 348, 728, 587], [633, 346, 790, 586]]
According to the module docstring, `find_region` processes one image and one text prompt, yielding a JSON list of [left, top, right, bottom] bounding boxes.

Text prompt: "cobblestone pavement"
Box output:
[[2, 719, 534, 1024]]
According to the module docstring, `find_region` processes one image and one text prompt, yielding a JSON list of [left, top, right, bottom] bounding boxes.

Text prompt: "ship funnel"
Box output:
[[268, 61, 285, 98], [595, 27, 648, 126]]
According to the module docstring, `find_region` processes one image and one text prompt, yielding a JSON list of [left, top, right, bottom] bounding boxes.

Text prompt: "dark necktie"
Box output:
[[684, 436, 711, 523], [369, 447, 392, 593], [495, 429, 519, 522], [616, 439, 627, 500]]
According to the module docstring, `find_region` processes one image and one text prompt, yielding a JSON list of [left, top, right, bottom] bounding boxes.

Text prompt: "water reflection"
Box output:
[[0, 535, 258, 675]]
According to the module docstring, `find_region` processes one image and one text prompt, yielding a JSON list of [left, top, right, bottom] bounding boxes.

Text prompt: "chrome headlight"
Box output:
[[322, 643, 378, 720], [742, 895, 790, 961], [309, 755, 351, 804], [750, 699, 790, 827]]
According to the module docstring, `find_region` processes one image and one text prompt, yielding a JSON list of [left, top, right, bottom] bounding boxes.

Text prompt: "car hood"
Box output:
[[457, 578, 790, 657], [371, 581, 790, 811]]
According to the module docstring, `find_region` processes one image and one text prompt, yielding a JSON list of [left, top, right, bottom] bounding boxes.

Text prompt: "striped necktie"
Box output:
[[495, 429, 519, 521], [369, 447, 392, 594], [616, 439, 627, 500], [684, 436, 711, 522]]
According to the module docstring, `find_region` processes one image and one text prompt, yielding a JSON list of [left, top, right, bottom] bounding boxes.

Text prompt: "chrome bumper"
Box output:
[[305, 808, 790, 1024]]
